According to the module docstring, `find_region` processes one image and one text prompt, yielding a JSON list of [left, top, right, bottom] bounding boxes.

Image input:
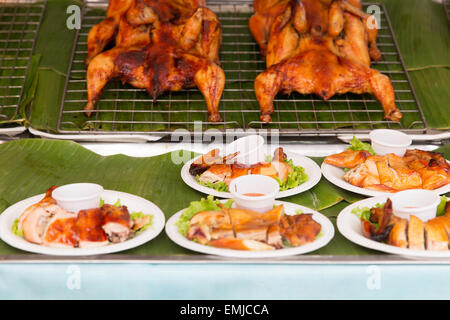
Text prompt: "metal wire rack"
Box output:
[[0, 0, 46, 125], [57, 0, 428, 137]]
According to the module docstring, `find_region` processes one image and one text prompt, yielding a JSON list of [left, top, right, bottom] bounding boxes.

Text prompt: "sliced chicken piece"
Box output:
[[375, 156, 422, 191], [42, 211, 78, 248], [425, 218, 449, 251], [187, 210, 233, 244], [20, 204, 62, 245], [267, 224, 283, 249], [198, 164, 232, 185], [408, 215, 425, 250], [324, 149, 371, 169], [343, 157, 382, 188], [280, 213, 321, 247], [387, 216, 408, 248], [74, 208, 109, 248], [101, 204, 131, 243], [209, 238, 275, 251]]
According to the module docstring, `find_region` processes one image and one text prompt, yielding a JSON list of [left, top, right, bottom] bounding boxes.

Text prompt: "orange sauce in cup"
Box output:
[[243, 193, 265, 197]]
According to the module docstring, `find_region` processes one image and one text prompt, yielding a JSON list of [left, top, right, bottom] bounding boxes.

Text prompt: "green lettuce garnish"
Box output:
[[175, 195, 234, 237], [196, 175, 229, 192], [130, 211, 154, 234], [437, 196, 448, 217], [348, 136, 376, 155], [11, 219, 24, 238], [351, 202, 385, 230], [275, 159, 308, 191]]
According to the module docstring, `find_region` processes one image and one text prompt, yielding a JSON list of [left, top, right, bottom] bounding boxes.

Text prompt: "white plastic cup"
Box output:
[[390, 189, 441, 222], [369, 129, 412, 156], [52, 183, 104, 213], [228, 175, 279, 213], [224, 135, 265, 166]]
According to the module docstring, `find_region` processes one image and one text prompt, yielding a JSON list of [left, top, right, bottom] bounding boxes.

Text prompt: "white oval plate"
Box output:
[[0, 190, 166, 256], [321, 162, 450, 197], [337, 196, 450, 258], [165, 200, 334, 258], [181, 151, 322, 199]]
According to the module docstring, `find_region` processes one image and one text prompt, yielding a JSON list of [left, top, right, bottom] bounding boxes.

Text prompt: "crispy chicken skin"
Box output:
[[324, 149, 371, 169], [250, 0, 401, 123], [75, 208, 109, 248], [407, 214, 425, 250], [42, 211, 78, 248], [102, 204, 132, 243], [279, 213, 321, 246]]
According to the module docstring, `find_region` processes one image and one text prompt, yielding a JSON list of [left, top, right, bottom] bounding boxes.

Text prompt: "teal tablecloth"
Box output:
[[1, 263, 450, 299]]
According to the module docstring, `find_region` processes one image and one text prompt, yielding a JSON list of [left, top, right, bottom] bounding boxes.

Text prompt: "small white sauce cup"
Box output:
[[391, 189, 441, 222], [52, 183, 104, 213], [224, 135, 265, 166], [369, 129, 412, 156], [229, 175, 279, 213]]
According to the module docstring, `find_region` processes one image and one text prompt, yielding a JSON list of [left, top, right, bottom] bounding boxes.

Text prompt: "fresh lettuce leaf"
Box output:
[[436, 196, 448, 217], [348, 136, 376, 155], [130, 211, 154, 234], [196, 175, 229, 192], [11, 219, 24, 238], [276, 159, 309, 191], [176, 196, 234, 236], [351, 202, 385, 229]]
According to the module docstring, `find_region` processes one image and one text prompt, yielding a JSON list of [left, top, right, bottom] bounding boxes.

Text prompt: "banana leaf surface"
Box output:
[[9, 0, 448, 133], [0, 139, 448, 257]]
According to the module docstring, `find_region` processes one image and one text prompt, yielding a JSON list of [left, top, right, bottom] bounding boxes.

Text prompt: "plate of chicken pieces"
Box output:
[[0, 186, 166, 256], [165, 197, 334, 258], [321, 141, 450, 197], [337, 196, 450, 258], [182, 147, 322, 199]]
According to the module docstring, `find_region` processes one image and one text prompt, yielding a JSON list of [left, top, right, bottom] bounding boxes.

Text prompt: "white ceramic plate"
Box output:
[[321, 162, 450, 197], [181, 150, 322, 199], [165, 200, 334, 258], [337, 196, 450, 258], [0, 190, 166, 256]]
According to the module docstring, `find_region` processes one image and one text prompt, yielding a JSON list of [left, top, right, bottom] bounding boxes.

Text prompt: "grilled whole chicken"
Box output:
[[250, 0, 402, 123], [84, 0, 224, 122]]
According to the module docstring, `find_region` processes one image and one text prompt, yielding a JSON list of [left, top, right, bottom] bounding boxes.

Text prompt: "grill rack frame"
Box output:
[[56, 0, 429, 138], [0, 0, 46, 127]]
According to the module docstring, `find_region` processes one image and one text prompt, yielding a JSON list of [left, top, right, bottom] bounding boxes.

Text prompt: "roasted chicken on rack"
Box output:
[[361, 198, 450, 251], [186, 203, 321, 250], [324, 149, 450, 192], [249, 0, 402, 123], [84, 0, 225, 122]]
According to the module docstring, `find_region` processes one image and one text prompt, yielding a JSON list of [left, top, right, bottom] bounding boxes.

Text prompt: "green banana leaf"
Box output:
[[19, 0, 449, 133], [0, 139, 448, 256]]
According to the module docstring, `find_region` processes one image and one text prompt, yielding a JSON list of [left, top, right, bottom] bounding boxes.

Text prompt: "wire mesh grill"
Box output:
[[0, 0, 45, 124], [58, 0, 427, 137]]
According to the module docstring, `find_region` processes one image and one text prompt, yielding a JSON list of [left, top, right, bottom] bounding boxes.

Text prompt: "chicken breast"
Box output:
[[102, 204, 131, 243], [425, 218, 449, 251], [387, 216, 408, 248], [408, 215, 425, 250], [42, 211, 78, 248], [75, 208, 109, 248]]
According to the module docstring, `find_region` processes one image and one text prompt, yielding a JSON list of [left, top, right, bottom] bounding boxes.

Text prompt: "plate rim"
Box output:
[[321, 162, 450, 197], [0, 189, 166, 256], [165, 199, 335, 258], [181, 150, 322, 199], [336, 196, 450, 258]]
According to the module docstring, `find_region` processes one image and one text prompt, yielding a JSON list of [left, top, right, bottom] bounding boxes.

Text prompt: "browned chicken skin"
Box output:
[[250, 0, 401, 123], [84, 0, 224, 122]]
